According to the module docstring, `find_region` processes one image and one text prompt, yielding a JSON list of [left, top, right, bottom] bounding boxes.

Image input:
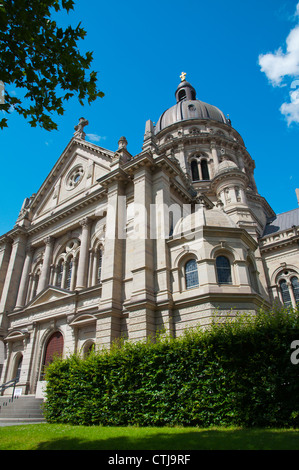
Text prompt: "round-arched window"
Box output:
[[216, 256, 232, 284], [185, 259, 199, 289]]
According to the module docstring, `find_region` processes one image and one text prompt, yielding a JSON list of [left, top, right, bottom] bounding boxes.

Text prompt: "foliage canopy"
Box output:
[[0, 0, 104, 130]]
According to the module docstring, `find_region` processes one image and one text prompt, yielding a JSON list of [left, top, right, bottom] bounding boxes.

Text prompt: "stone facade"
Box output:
[[0, 76, 299, 397]]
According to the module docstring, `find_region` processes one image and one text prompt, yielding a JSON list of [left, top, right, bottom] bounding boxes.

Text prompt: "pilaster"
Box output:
[[0, 229, 27, 321], [76, 217, 91, 290], [15, 245, 34, 309], [0, 237, 12, 302], [100, 179, 125, 314]]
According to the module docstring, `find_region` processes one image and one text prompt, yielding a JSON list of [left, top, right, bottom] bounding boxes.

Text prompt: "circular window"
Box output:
[[66, 166, 84, 190]]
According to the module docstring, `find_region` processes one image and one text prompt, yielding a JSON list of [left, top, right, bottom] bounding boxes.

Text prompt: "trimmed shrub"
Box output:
[[43, 306, 299, 427]]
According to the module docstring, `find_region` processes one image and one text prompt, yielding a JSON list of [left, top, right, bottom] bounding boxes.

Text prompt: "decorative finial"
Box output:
[[74, 117, 89, 140], [180, 72, 187, 82]]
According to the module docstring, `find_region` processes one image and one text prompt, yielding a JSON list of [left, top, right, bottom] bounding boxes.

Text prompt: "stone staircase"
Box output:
[[0, 395, 45, 426]]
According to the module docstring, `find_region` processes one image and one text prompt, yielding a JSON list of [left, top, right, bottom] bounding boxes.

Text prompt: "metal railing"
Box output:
[[0, 378, 18, 401]]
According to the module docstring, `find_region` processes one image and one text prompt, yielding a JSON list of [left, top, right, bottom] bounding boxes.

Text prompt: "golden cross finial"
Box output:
[[180, 72, 187, 82]]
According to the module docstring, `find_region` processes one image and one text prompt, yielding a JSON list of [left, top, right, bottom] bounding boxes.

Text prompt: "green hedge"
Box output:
[[43, 306, 299, 427]]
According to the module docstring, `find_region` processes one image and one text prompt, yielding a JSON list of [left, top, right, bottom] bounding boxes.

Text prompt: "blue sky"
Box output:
[[1, 0, 299, 235]]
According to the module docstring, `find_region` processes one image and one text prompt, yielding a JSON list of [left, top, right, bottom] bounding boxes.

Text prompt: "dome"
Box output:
[[215, 159, 239, 175], [172, 206, 236, 235], [155, 77, 230, 134]]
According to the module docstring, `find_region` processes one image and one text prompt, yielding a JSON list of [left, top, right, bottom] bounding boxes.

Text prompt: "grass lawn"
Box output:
[[0, 424, 299, 450]]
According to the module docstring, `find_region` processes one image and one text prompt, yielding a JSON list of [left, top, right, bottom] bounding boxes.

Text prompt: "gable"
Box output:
[[28, 287, 73, 308], [29, 138, 112, 223]]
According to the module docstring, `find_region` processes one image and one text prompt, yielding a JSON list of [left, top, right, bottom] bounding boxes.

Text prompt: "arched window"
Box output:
[[191, 160, 199, 181], [83, 341, 95, 358], [41, 331, 63, 379], [97, 250, 102, 283], [291, 277, 299, 304], [200, 159, 210, 180], [56, 261, 63, 288], [185, 259, 199, 289], [216, 256, 232, 284], [279, 279, 292, 307], [14, 355, 23, 382], [31, 269, 41, 299], [66, 258, 73, 290], [178, 89, 186, 101]]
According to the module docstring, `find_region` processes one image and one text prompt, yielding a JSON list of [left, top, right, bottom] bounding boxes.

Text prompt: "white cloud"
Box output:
[[258, 3, 299, 125], [86, 133, 106, 142], [258, 24, 299, 86], [280, 89, 299, 124]]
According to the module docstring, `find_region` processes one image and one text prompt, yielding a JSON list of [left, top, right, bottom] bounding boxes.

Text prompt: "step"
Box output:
[[0, 417, 45, 426], [0, 395, 45, 424], [0, 411, 44, 417]]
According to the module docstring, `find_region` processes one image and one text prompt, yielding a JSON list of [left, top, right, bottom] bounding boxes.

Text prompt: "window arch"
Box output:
[[185, 259, 199, 289], [276, 270, 299, 309], [216, 255, 232, 284], [52, 237, 80, 290]]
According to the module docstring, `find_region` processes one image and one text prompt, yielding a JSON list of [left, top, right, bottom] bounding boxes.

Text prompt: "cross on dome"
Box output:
[[180, 72, 187, 82]]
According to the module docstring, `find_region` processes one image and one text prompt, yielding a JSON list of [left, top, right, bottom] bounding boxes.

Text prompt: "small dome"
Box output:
[[205, 207, 236, 228], [155, 78, 230, 134], [172, 206, 236, 235], [214, 159, 240, 177]]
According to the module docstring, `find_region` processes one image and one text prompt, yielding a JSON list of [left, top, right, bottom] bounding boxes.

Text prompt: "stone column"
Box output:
[[15, 246, 34, 309], [75, 218, 91, 290], [0, 229, 27, 321], [37, 237, 54, 293], [0, 237, 12, 302]]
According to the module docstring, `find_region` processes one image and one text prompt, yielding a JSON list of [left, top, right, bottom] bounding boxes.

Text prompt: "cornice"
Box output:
[[0, 226, 28, 244]]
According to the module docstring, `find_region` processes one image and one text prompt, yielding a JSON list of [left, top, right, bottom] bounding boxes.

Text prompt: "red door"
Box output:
[[42, 331, 63, 377]]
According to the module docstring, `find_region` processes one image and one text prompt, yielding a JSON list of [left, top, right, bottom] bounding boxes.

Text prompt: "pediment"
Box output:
[[28, 286, 73, 308], [29, 138, 112, 222]]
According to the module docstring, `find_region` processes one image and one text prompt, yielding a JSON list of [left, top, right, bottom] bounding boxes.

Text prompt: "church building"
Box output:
[[0, 74, 299, 397]]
